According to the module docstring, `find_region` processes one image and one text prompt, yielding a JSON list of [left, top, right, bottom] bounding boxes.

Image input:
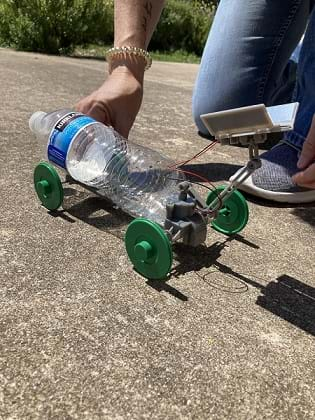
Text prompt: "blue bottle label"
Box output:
[[48, 112, 95, 169]]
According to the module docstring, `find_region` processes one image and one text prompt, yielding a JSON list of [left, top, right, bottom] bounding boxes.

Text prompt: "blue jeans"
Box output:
[[192, 0, 315, 150]]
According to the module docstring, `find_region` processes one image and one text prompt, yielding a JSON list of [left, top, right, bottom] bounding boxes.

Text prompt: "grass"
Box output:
[[72, 44, 201, 64], [0, 43, 201, 64]]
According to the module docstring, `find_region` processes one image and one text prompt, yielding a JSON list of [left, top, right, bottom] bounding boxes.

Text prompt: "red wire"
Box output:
[[167, 140, 222, 209], [168, 140, 218, 170], [174, 167, 215, 186], [174, 167, 223, 209]]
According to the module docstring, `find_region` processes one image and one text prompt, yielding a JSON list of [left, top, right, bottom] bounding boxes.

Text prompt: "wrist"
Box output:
[[106, 46, 152, 84], [109, 63, 145, 86]]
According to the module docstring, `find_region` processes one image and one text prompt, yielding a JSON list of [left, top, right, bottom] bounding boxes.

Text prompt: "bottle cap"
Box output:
[[29, 111, 47, 133]]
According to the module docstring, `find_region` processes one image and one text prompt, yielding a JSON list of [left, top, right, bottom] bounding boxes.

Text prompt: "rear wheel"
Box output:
[[206, 185, 249, 235]]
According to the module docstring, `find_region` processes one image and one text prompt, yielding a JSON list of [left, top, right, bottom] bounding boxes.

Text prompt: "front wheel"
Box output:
[[34, 162, 64, 211], [125, 218, 173, 280]]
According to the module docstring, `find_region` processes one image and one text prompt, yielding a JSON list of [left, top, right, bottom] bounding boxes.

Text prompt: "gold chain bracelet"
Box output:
[[105, 46, 152, 72]]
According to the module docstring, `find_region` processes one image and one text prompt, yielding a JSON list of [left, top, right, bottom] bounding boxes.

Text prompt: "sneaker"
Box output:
[[230, 141, 315, 204]]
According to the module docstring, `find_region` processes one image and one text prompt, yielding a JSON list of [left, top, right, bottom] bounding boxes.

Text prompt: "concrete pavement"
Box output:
[[0, 48, 314, 419]]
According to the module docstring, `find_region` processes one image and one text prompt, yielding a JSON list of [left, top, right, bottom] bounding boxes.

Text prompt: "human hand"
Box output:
[[292, 115, 315, 189], [75, 66, 143, 139]]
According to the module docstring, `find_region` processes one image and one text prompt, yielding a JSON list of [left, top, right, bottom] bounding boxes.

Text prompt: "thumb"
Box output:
[[297, 115, 315, 169]]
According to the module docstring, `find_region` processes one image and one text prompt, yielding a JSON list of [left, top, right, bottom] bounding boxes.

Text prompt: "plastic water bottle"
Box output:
[[29, 109, 184, 225]]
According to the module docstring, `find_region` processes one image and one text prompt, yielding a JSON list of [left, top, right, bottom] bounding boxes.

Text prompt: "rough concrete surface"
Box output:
[[0, 48, 314, 419]]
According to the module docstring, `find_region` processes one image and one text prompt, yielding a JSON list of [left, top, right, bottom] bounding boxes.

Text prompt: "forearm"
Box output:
[[114, 0, 165, 49], [77, 1, 164, 134], [109, 1, 165, 82]]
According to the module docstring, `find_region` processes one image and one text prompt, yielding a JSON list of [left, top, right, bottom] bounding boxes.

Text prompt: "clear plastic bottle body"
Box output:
[[30, 110, 184, 225]]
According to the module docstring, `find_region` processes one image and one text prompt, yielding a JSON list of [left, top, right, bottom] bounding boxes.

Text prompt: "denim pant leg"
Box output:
[[285, 7, 315, 149], [192, 0, 311, 136]]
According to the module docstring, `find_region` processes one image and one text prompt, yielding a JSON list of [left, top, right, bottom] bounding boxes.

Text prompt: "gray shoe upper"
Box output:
[[251, 142, 310, 193]]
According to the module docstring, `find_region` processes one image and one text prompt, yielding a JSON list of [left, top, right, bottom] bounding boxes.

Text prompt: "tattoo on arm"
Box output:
[[142, 1, 153, 33]]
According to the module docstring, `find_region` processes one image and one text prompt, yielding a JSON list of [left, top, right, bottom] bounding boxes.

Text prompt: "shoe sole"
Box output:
[[230, 174, 315, 204]]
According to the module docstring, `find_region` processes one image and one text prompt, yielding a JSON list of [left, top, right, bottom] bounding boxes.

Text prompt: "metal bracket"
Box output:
[[206, 140, 262, 212]]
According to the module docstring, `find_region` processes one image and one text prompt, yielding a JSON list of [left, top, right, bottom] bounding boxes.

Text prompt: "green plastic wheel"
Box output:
[[125, 218, 173, 280], [34, 162, 64, 211], [206, 185, 249, 235]]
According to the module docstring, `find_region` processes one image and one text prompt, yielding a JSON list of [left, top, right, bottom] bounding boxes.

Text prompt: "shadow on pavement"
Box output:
[[257, 275, 315, 336], [146, 279, 189, 302], [51, 179, 315, 335], [172, 238, 262, 293], [50, 184, 132, 240], [181, 162, 242, 183], [243, 192, 315, 208], [172, 241, 315, 336], [242, 193, 315, 228], [172, 237, 259, 279], [290, 206, 315, 228]]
